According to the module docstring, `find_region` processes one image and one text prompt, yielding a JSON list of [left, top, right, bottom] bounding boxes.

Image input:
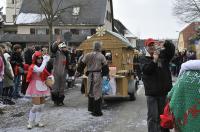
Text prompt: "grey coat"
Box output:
[[82, 51, 107, 100], [51, 42, 70, 95], [3, 53, 14, 88]]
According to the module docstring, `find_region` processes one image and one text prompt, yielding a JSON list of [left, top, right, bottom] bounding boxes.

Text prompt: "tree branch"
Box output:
[[173, 0, 200, 22], [191, 0, 200, 13]]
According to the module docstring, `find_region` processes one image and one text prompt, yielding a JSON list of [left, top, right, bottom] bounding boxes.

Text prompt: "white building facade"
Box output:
[[5, 0, 23, 23]]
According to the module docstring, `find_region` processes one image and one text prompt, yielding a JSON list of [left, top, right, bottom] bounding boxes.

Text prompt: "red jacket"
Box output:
[[26, 64, 50, 82]]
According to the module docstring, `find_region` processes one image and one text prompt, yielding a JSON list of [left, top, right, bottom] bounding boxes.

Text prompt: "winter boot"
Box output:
[[80, 82, 85, 94], [35, 112, 44, 127], [88, 97, 94, 112], [27, 121, 34, 129], [51, 93, 58, 102], [52, 93, 60, 106], [92, 98, 103, 116], [58, 95, 65, 106]]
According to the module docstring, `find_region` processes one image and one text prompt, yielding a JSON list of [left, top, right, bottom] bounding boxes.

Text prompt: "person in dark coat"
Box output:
[[24, 46, 35, 65], [10, 44, 24, 98], [22, 46, 35, 95], [139, 39, 175, 132], [51, 39, 70, 106]]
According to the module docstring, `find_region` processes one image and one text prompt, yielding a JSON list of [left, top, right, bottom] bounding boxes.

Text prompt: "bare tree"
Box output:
[[173, 0, 200, 23], [38, 0, 75, 52]]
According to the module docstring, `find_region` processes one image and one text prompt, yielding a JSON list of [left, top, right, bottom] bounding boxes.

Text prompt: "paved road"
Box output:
[[103, 94, 147, 132]]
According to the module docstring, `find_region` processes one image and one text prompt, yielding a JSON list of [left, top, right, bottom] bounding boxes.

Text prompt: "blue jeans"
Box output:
[[146, 96, 169, 132], [12, 75, 21, 98], [0, 81, 3, 100]]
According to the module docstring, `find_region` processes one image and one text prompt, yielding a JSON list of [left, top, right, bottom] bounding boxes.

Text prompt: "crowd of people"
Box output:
[[170, 49, 196, 77], [0, 39, 109, 129], [0, 42, 80, 105]]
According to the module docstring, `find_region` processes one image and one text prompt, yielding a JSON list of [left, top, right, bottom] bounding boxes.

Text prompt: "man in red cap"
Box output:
[[139, 38, 175, 132]]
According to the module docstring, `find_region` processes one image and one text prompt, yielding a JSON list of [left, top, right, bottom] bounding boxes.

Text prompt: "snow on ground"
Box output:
[[0, 88, 114, 132]]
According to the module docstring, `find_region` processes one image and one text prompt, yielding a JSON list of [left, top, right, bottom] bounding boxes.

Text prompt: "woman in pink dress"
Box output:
[[25, 51, 50, 129]]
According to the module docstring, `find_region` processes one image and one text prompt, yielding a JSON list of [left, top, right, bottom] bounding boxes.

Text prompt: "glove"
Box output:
[[43, 55, 50, 62]]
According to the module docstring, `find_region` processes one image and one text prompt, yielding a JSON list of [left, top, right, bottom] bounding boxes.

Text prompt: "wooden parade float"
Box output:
[[78, 28, 138, 100]]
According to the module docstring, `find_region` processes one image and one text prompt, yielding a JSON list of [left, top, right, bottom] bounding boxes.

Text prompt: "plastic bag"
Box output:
[[102, 77, 111, 95], [160, 102, 174, 129], [109, 77, 116, 95], [136, 81, 145, 95]]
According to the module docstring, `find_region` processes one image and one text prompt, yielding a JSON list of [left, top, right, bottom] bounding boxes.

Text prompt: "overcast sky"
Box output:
[[0, 0, 187, 39]]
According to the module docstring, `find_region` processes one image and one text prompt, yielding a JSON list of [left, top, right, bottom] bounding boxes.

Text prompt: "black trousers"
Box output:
[[88, 96, 103, 116], [3, 86, 14, 100], [51, 92, 65, 106]]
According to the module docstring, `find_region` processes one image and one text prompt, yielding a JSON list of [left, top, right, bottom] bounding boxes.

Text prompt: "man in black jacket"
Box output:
[[139, 38, 175, 132], [10, 44, 24, 98]]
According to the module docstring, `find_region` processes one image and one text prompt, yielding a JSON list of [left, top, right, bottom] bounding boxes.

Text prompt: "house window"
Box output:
[[2, 15, 6, 22], [46, 29, 49, 35], [61, 29, 70, 35], [80, 29, 91, 36], [195, 25, 200, 31], [91, 29, 96, 35], [72, 7, 80, 16], [106, 11, 112, 22], [54, 28, 61, 35], [37, 28, 46, 35], [30, 28, 35, 34], [70, 29, 79, 35], [13, 15, 17, 21], [12, 0, 15, 4]]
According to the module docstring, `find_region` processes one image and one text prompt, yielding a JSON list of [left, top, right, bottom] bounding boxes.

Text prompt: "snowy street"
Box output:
[[0, 80, 148, 132]]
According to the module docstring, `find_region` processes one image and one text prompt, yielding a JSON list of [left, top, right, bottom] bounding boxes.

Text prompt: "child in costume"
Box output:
[[25, 51, 50, 129]]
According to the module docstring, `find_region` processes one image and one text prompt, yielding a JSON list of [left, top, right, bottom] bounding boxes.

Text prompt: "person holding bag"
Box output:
[[25, 51, 50, 129]]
